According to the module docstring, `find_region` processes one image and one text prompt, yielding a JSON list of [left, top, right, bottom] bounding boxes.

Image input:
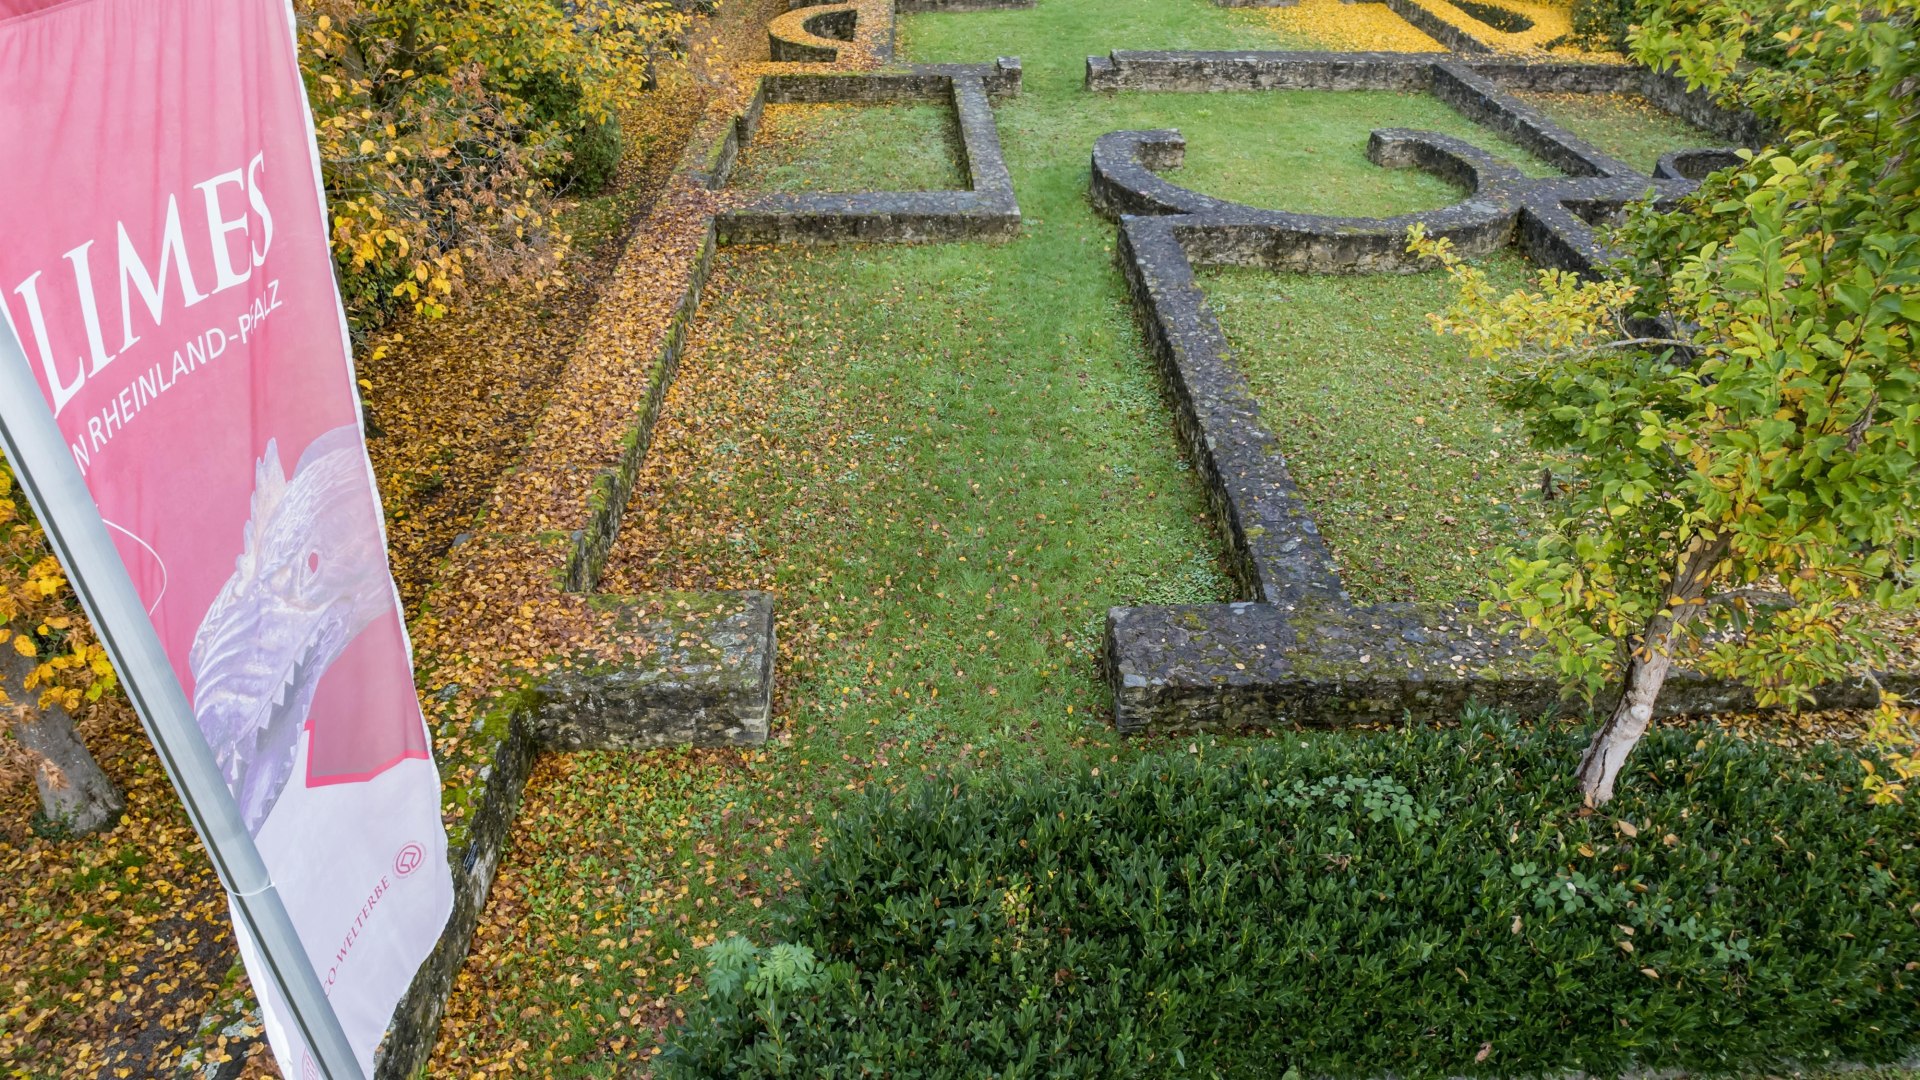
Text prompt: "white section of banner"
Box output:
[[240, 738, 452, 1076]]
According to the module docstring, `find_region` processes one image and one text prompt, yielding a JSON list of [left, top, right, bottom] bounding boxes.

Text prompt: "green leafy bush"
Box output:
[[1567, 0, 1640, 50], [662, 718, 1920, 1078], [515, 70, 625, 194]]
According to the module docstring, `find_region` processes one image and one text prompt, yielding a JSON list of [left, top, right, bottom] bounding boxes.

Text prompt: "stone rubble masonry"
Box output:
[[1088, 49, 1913, 734], [765, 0, 1035, 69], [531, 592, 777, 751], [1084, 47, 1769, 147], [713, 60, 1025, 244], [562, 226, 718, 596], [1092, 126, 1529, 271], [1656, 147, 1745, 181], [797, 0, 900, 64]]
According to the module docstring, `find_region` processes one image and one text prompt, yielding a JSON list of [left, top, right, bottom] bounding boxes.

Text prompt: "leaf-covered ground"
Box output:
[[1400, 0, 1623, 60], [1260, 0, 1445, 53], [0, 698, 237, 1078], [1511, 90, 1717, 175]]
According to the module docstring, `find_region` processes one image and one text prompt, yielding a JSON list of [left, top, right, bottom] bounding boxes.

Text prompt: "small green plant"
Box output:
[[669, 939, 844, 1075]]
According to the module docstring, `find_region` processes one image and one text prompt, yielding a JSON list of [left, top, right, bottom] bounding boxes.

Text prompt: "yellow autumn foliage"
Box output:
[[297, 0, 692, 328], [1405, 0, 1624, 60], [1265, 0, 1622, 62], [1262, 0, 1445, 52], [0, 458, 118, 760]]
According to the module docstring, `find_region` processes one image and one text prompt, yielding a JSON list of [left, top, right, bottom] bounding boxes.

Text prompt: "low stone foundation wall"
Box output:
[[1462, 61, 1770, 148], [1091, 127, 1524, 271], [1655, 146, 1744, 181], [1085, 52, 1700, 276], [1107, 210, 1915, 732], [530, 593, 776, 751], [1634, 66, 1771, 147], [564, 227, 718, 593], [1083, 48, 1768, 150], [896, 0, 1035, 10], [1081, 48, 1902, 733], [768, 3, 857, 62], [378, 692, 540, 1073], [378, 586, 774, 1071], [1427, 61, 1638, 176], [1087, 49, 1446, 92], [717, 60, 1024, 244], [763, 0, 897, 66]]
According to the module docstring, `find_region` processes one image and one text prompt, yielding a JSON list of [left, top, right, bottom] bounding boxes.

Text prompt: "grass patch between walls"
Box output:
[[1199, 255, 1564, 606], [731, 103, 968, 193], [1512, 90, 1719, 174]]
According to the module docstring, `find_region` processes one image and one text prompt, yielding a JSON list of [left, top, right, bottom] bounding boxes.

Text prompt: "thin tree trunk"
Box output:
[[3, 649, 123, 836], [1575, 534, 1732, 805]]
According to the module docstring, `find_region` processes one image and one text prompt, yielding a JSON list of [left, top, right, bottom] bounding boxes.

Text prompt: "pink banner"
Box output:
[[0, 0, 452, 1073]]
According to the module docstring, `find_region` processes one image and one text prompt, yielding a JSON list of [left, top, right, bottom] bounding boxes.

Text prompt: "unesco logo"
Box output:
[[393, 842, 425, 878]]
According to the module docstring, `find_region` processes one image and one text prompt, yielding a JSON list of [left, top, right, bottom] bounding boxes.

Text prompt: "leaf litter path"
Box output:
[[360, 66, 712, 612]]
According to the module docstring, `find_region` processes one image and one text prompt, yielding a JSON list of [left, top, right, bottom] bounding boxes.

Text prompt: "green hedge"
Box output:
[[1567, 0, 1640, 51], [660, 717, 1920, 1078]]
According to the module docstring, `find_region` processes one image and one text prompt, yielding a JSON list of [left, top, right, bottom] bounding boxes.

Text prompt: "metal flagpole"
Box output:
[[0, 323, 365, 1079]]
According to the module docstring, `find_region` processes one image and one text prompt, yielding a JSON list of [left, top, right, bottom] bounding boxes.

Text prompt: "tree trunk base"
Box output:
[[6, 651, 124, 837]]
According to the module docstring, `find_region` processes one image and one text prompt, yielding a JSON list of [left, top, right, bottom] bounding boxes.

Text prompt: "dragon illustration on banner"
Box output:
[[189, 426, 398, 833]]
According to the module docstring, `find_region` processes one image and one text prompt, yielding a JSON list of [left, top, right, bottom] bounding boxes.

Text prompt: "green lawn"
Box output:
[[1201, 255, 1565, 606], [730, 103, 967, 192], [904, 0, 1560, 214], [1514, 90, 1721, 174]]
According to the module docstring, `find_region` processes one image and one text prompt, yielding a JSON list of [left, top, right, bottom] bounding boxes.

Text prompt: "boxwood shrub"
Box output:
[[660, 717, 1920, 1078]]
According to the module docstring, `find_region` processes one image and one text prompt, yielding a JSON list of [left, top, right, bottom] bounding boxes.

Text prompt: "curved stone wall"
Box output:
[[1079, 49, 1907, 733], [768, 2, 859, 62]]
